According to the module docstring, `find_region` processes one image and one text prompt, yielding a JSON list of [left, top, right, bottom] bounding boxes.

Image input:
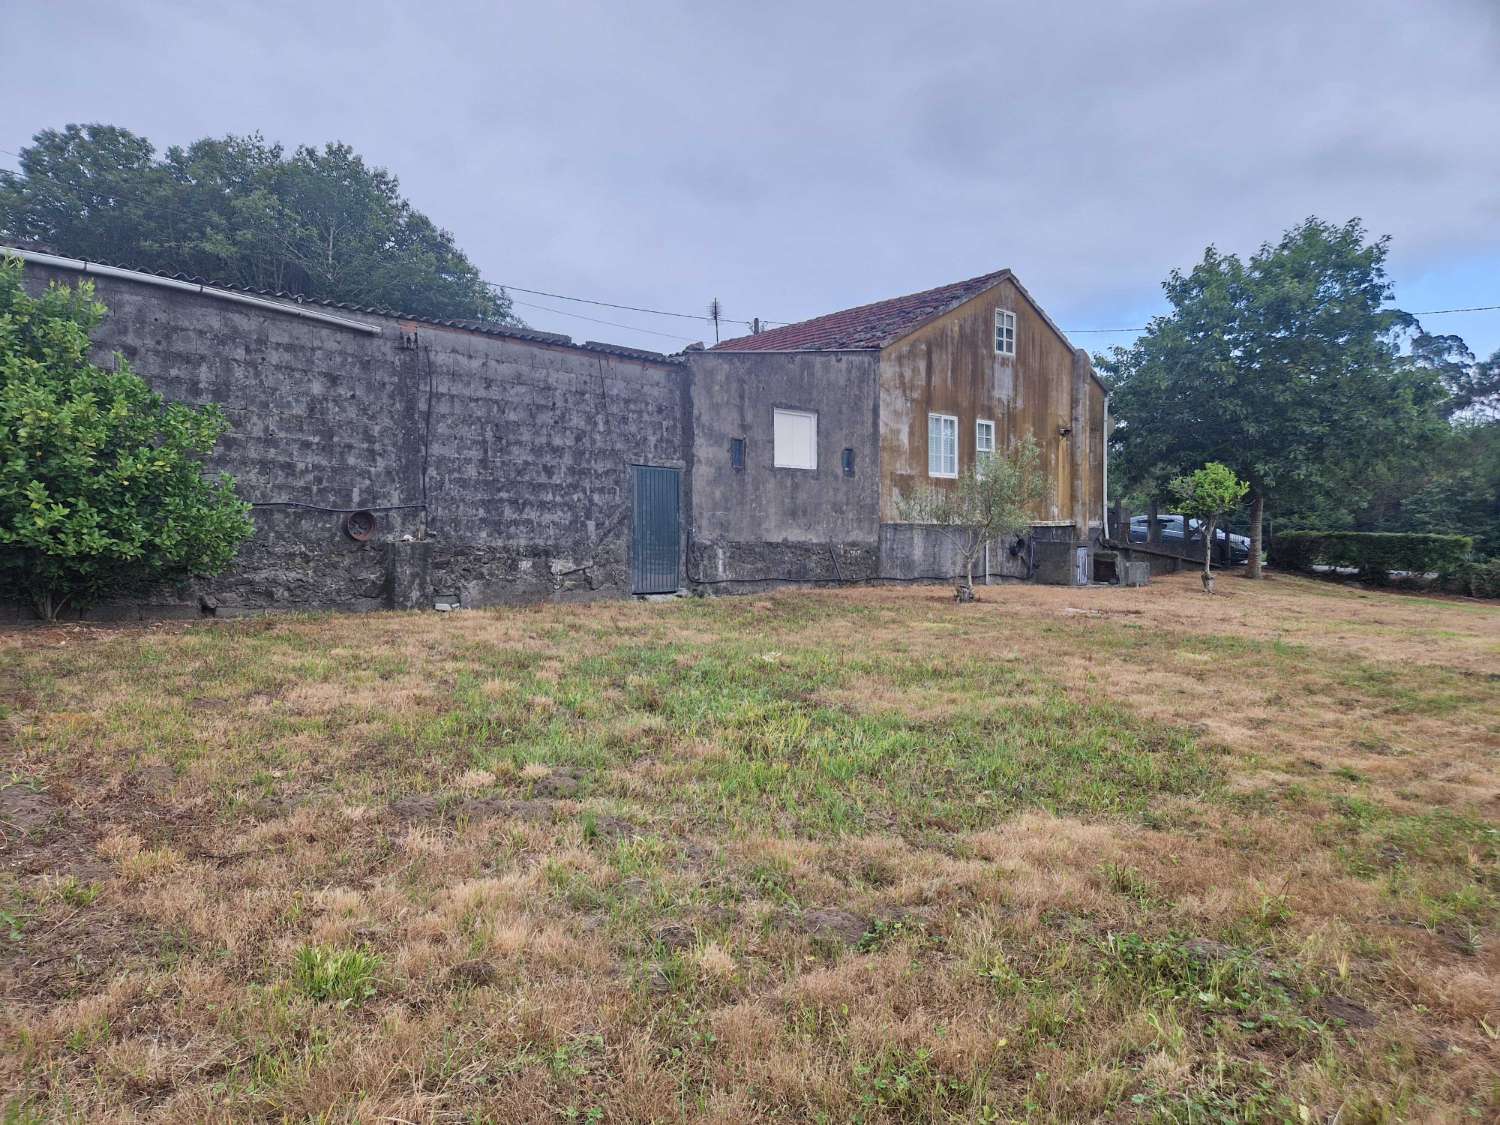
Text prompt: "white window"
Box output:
[[773, 408, 817, 470], [976, 419, 996, 463], [994, 309, 1016, 356], [928, 412, 958, 478]]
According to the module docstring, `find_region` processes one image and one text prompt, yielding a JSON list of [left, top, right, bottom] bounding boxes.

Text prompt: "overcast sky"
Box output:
[[5, 0, 1498, 357]]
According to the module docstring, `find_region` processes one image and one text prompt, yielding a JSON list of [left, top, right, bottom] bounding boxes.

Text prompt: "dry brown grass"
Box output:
[[1, 571, 1496, 1121]]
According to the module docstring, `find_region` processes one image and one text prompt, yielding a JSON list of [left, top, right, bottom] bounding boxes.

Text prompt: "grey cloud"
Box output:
[[2, 0, 1497, 353]]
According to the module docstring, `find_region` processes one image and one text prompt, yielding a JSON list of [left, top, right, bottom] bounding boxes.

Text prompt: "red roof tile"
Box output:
[[710, 269, 1012, 352]]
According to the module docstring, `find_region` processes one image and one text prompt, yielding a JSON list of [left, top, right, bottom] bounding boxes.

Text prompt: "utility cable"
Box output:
[[3, 159, 1497, 335]]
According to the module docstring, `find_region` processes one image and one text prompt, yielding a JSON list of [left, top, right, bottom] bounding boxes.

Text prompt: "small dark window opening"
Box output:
[[730, 437, 746, 472], [842, 448, 856, 477]]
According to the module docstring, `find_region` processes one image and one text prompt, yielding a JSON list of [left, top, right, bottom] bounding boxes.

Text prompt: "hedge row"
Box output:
[[1271, 531, 1473, 575], [1442, 556, 1500, 599]]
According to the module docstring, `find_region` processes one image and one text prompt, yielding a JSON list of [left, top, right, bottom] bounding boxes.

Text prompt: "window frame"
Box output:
[[975, 418, 996, 458], [928, 412, 959, 479], [994, 308, 1016, 357], [772, 407, 818, 471]]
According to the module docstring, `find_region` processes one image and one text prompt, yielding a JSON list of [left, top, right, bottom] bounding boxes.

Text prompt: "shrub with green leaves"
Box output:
[[1271, 531, 1473, 579], [1169, 462, 1249, 586], [895, 435, 1046, 600], [0, 255, 252, 619], [1441, 555, 1500, 599]]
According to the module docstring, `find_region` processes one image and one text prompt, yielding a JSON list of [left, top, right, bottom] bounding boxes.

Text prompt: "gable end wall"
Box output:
[[877, 276, 1103, 531]]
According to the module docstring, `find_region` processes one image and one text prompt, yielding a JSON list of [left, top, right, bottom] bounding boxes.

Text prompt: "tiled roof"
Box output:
[[710, 269, 1012, 352]]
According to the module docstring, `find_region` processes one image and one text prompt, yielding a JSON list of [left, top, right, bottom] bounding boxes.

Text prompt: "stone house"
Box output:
[[4, 247, 1107, 617], [694, 269, 1108, 590]]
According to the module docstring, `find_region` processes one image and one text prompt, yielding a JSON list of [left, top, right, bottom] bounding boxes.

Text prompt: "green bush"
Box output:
[[1441, 556, 1500, 599], [0, 256, 253, 619], [1271, 531, 1473, 578]]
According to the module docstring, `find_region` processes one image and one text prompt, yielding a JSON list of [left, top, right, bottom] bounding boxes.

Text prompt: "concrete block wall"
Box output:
[[417, 326, 685, 606], [10, 262, 685, 617]]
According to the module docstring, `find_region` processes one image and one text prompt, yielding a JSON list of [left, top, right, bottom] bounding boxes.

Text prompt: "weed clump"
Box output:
[[293, 945, 381, 1007]]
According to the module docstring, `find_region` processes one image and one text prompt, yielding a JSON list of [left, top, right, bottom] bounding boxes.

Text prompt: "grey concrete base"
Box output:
[[385, 540, 433, 609], [877, 523, 1028, 582], [1029, 524, 1086, 586], [688, 539, 879, 594]]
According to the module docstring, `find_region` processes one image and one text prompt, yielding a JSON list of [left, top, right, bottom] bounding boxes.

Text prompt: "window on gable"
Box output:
[[928, 413, 958, 478], [842, 448, 855, 477], [976, 419, 996, 463], [994, 309, 1016, 357], [773, 408, 817, 470], [730, 437, 745, 472]]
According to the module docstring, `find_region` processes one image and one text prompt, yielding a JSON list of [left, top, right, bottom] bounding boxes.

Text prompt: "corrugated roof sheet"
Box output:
[[2, 245, 683, 364], [710, 269, 1012, 351]]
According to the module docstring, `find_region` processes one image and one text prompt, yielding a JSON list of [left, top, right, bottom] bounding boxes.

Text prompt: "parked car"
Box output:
[[1128, 513, 1251, 564]]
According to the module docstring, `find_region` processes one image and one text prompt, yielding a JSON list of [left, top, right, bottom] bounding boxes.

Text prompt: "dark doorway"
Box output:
[[630, 465, 681, 594]]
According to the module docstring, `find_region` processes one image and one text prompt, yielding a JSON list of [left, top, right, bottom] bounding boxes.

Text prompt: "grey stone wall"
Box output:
[[685, 351, 881, 592], [11, 262, 685, 617], [877, 524, 1030, 583]]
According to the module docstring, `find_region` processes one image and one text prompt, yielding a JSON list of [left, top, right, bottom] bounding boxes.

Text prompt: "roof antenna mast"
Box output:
[[708, 297, 723, 344]]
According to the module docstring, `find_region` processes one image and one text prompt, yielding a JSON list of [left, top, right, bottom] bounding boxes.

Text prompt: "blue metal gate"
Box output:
[[631, 465, 681, 594]]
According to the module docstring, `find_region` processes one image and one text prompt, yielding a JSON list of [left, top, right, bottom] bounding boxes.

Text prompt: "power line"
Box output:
[[506, 298, 700, 343], [0, 164, 777, 333], [3, 158, 1497, 334], [486, 280, 780, 328], [0, 159, 779, 330], [1410, 304, 1500, 316]]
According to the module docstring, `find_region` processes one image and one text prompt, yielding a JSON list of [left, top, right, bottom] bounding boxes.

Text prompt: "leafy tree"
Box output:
[[0, 124, 516, 324], [1270, 340, 1499, 546], [1169, 463, 1248, 592], [1405, 335, 1500, 423], [1404, 332, 1475, 419], [0, 256, 253, 620], [1389, 419, 1500, 555], [897, 436, 1046, 601], [1101, 218, 1448, 579]]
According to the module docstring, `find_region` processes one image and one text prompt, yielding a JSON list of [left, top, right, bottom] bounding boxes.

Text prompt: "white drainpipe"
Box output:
[[4, 247, 383, 335], [1102, 392, 1111, 540]]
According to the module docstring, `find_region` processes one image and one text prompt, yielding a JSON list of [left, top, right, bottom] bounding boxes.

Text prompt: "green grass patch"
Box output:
[[292, 945, 381, 1007]]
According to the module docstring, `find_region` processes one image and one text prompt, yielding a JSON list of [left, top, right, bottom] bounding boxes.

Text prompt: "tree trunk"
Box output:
[[33, 589, 62, 622], [1202, 516, 1216, 593], [1247, 493, 1264, 579]]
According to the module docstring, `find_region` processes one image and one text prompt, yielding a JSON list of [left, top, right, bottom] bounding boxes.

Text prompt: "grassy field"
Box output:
[[1, 572, 1497, 1122]]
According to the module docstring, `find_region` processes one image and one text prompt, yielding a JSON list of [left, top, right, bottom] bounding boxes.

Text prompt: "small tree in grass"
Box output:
[[0, 256, 253, 620], [897, 435, 1045, 602], [1169, 462, 1249, 594]]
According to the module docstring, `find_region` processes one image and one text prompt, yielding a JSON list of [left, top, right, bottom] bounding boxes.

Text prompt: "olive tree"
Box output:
[[0, 256, 253, 619], [897, 435, 1045, 602], [1169, 462, 1249, 593]]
